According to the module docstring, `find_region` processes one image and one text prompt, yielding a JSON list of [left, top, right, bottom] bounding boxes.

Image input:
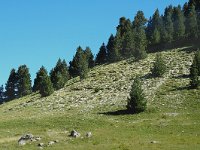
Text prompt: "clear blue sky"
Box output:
[[0, 0, 188, 86]]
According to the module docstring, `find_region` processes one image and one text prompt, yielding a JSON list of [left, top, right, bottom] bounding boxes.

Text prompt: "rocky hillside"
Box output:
[[0, 47, 199, 150]]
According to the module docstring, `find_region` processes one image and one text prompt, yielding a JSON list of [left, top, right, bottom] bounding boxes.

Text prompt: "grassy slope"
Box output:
[[0, 47, 200, 150]]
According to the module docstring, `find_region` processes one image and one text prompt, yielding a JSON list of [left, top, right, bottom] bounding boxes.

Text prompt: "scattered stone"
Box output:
[[54, 140, 59, 143], [86, 132, 92, 138], [48, 141, 55, 146], [38, 143, 44, 147], [18, 133, 34, 145], [151, 141, 158, 144], [70, 130, 81, 138], [35, 137, 42, 141]]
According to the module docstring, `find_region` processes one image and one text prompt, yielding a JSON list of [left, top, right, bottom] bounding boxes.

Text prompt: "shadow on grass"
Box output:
[[99, 109, 134, 116], [170, 86, 191, 91], [172, 74, 190, 79]]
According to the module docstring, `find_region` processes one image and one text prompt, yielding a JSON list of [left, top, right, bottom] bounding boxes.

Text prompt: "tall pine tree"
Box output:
[[50, 58, 70, 90], [127, 76, 146, 113], [95, 43, 107, 65], [5, 69, 18, 101], [17, 65, 32, 97], [133, 11, 147, 60], [84, 47, 95, 68]]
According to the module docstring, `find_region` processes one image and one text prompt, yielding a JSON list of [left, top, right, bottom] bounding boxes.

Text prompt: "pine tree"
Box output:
[[5, 69, 18, 101], [151, 53, 166, 77], [50, 58, 70, 90], [112, 33, 122, 61], [190, 57, 199, 88], [172, 5, 185, 40], [79, 53, 89, 80], [95, 43, 107, 65], [0, 85, 4, 103], [84, 47, 95, 68], [69, 46, 84, 77], [185, 5, 198, 38], [107, 34, 115, 62], [162, 6, 174, 43], [33, 66, 48, 92], [133, 11, 147, 60], [17, 65, 32, 97], [39, 69, 54, 97], [147, 9, 162, 45], [127, 76, 146, 113], [122, 29, 135, 58]]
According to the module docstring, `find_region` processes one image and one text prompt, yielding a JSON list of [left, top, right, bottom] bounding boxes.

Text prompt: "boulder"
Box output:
[[18, 134, 34, 145], [86, 132, 92, 138], [70, 130, 81, 138]]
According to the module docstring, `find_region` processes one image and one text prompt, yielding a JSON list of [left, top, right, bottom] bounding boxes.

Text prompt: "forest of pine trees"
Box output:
[[0, 0, 200, 103]]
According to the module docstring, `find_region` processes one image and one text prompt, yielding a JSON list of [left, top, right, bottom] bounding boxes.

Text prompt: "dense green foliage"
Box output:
[[127, 76, 146, 113], [17, 65, 32, 97], [190, 50, 200, 88], [69, 46, 89, 79], [95, 43, 107, 64], [50, 59, 70, 90], [5, 69, 18, 101], [39, 68, 54, 97], [151, 53, 166, 77]]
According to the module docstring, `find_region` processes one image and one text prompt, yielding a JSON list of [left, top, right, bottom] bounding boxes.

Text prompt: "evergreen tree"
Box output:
[[127, 76, 146, 113], [185, 5, 198, 38], [33, 66, 48, 92], [107, 34, 115, 62], [5, 69, 18, 101], [147, 9, 162, 45], [17, 65, 32, 97], [122, 29, 135, 58], [172, 5, 185, 40], [0, 85, 4, 103], [112, 33, 122, 61], [190, 50, 200, 88], [151, 53, 166, 77], [133, 11, 147, 60], [95, 43, 107, 64], [69, 46, 84, 77], [79, 53, 89, 80], [39, 69, 54, 97], [50, 58, 69, 90], [162, 6, 174, 43], [84, 47, 95, 68]]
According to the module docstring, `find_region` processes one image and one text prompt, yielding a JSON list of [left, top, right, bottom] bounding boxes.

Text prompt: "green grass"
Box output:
[[0, 47, 200, 149]]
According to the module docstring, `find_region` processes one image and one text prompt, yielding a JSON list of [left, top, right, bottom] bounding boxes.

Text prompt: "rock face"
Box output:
[[70, 130, 81, 138], [18, 134, 34, 145], [86, 132, 92, 138]]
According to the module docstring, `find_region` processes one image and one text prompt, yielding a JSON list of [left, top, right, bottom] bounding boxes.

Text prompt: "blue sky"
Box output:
[[0, 0, 188, 86]]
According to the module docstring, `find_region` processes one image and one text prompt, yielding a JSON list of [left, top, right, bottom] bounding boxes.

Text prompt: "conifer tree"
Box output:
[[69, 46, 84, 77], [5, 69, 18, 101], [127, 76, 146, 113], [95, 43, 107, 65], [172, 5, 185, 40], [17, 65, 32, 97], [133, 11, 147, 60], [162, 6, 174, 43], [50, 58, 70, 90], [39, 69, 54, 97], [33, 66, 48, 92], [185, 5, 198, 38], [122, 30, 135, 58], [151, 53, 166, 77], [79, 53, 89, 80], [0, 85, 4, 103], [147, 9, 162, 45], [84, 47, 95, 68], [107, 34, 115, 62], [112, 33, 122, 61]]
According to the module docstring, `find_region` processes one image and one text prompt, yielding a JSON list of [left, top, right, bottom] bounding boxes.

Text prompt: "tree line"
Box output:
[[0, 0, 200, 103]]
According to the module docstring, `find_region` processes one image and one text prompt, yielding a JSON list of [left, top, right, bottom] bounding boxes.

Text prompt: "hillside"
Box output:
[[0, 47, 200, 150]]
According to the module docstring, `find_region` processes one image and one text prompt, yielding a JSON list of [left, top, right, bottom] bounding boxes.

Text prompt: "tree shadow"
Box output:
[[170, 86, 190, 92], [99, 109, 134, 116], [140, 73, 153, 80], [172, 74, 190, 79]]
